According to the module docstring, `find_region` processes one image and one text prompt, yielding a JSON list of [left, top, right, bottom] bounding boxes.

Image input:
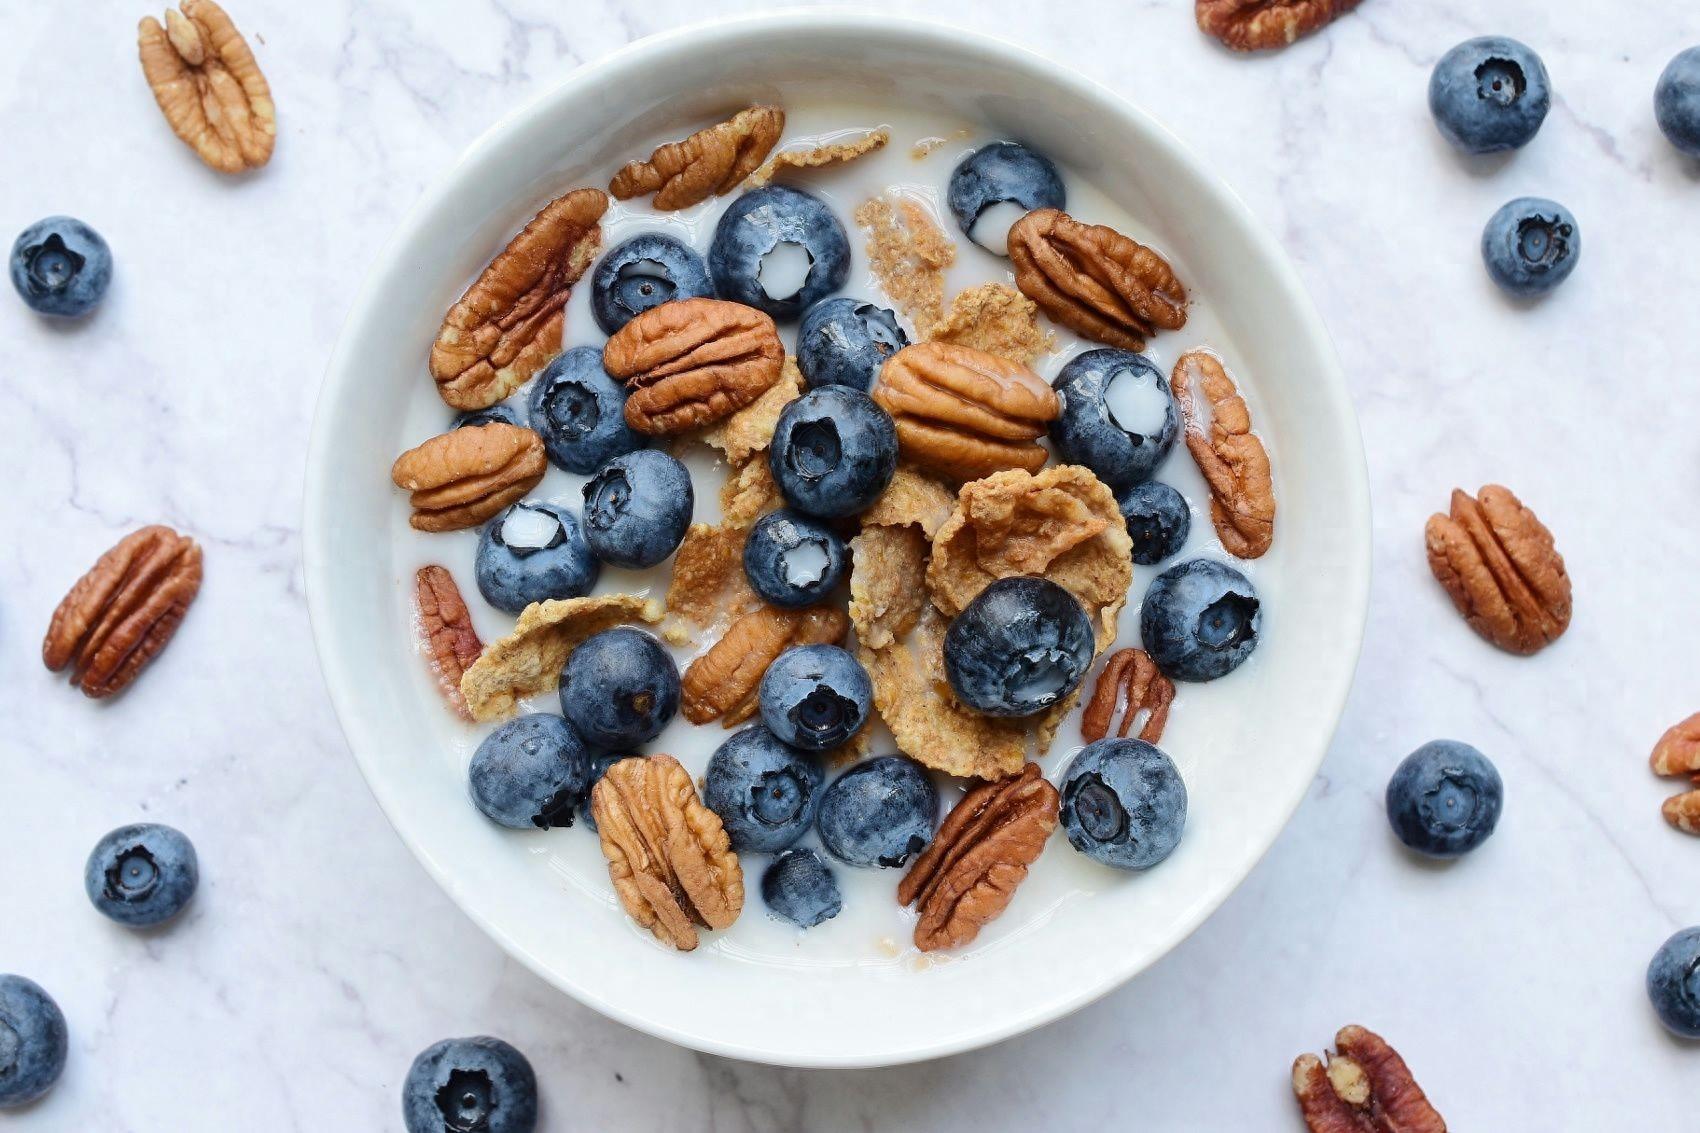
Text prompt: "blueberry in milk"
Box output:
[[947, 142, 1065, 255], [474, 501, 599, 613], [1049, 348, 1179, 492], [710, 185, 849, 321], [741, 510, 846, 608], [590, 233, 713, 334], [768, 385, 898, 519]]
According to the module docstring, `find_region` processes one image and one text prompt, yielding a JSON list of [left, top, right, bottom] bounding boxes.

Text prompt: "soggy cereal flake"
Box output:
[[860, 466, 957, 538], [666, 523, 760, 632], [848, 525, 932, 652], [928, 282, 1056, 366], [460, 594, 663, 721], [695, 358, 804, 467], [856, 193, 956, 334], [746, 128, 890, 188]]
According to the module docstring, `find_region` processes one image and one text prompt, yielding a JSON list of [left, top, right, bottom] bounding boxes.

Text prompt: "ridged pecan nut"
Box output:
[[681, 604, 848, 725], [1292, 1026, 1447, 1133], [1425, 485, 1570, 655], [1008, 208, 1186, 351], [1650, 712, 1700, 777], [1172, 349, 1275, 559], [604, 298, 785, 435], [416, 566, 481, 721], [43, 526, 203, 698], [898, 764, 1059, 952], [429, 188, 607, 411], [1197, 0, 1364, 52], [609, 106, 785, 210], [1665, 790, 1700, 836], [872, 341, 1059, 482], [390, 422, 546, 533], [1081, 648, 1174, 744], [591, 754, 744, 951], [138, 1, 275, 173]]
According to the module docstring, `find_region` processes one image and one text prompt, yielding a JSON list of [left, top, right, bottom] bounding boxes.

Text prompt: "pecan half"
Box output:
[[416, 566, 481, 721], [591, 754, 744, 951], [1425, 485, 1570, 655], [1665, 789, 1700, 836], [604, 298, 785, 435], [1650, 712, 1700, 777], [43, 526, 203, 698], [681, 604, 849, 725], [1081, 648, 1174, 744], [609, 106, 784, 210], [1008, 208, 1186, 351], [390, 422, 546, 533], [138, 1, 275, 173], [872, 341, 1059, 482], [1171, 349, 1275, 559], [1198, 0, 1364, 52], [429, 188, 607, 411], [1292, 1026, 1447, 1133], [898, 764, 1059, 951]]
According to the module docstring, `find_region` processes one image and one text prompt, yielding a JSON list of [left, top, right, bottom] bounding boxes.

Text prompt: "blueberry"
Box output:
[[475, 501, 599, 613], [402, 1035, 538, 1133], [1646, 927, 1700, 1039], [581, 450, 693, 569], [557, 627, 679, 748], [768, 386, 899, 518], [1119, 481, 1191, 566], [1428, 37, 1551, 154], [710, 185, 850, 321], [577, 751, 635, 832], [1059, 739, 1187, 870], [796, 297, 909, 391], [468, 713, 589, 829], [527, 347, 644, 475], [1140, 559, 1261, 682], [590, 233, 713, 334], [1480, 197, 1580, 300], [742, 510, 846, 608], [10, 216, 112, 318], [1384, 740, 1503, 859], [947, 142, 1066, 255], [454, 404, 524, 430], [703, 725, 824, 853], [0, 976, 68, 1109], [816, 755, 938, 868], [759, 643, 872, 751], [1656, 48, 1700, 158], [761, 849, 843, 929], [943, 577, 1094, 717], [1049, 349, 1179, 492], [84, 823, 199, 927]]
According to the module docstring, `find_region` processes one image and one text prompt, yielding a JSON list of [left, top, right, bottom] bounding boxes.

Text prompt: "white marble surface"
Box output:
[[2, 0, 1697, 1127]]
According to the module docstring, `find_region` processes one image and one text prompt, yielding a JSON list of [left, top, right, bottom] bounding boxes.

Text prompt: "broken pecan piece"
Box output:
[[1197, 0, 1364, 52], [604, 298, 785, 435], [390, 422, 546, 533], [609, 106, 784, 210], [138, 1, 275, 173], [43, 526, 203, 698], [872, 341, 1059, 482], [1425, 484, 1570, 655], [681, 604, 849, 725], [1292, 1026, 1447, 1133], [1008, 208, 1186, 352], [1650, 713, 1700, 777], [1081, 648, 1174, 744], [416, 566, 481, 721], [1171, 350, 1275, 559]]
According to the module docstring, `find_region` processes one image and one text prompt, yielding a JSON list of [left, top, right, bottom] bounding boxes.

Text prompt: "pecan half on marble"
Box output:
[[43, 526, 203, 698], [872, 341, 1059, 482], [416, 566, 481, 721], [604, 298, 785, 435], [1665, 790, 1700, 836], [1197, 0, 1364, 52], [1008, 208, 1186, 352], [681, 604, 849, 726], [1171, 349, 1275, 559], [898, 764, 1059, 952], [609, 106, 784, 211], [390, 422, 546, 533], [138, 1, 275, 173], [1081, 648, 1174, 744], [1292, 1026, 1447, 1133], [429, 188, 607, 411], [1650, 713, 1700, 777], [1425, 484, 1569, 655]]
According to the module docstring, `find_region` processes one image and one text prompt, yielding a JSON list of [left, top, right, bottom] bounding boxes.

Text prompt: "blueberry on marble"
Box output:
[[816, 755, 938, 868], [703, 725, 824, 853], [474, 501, 599, 613], [577, 751, 635, 832], [1059, 739, 1187, 870], [759, 643, 871, 751], [947, 142, 1066, 256], [1481, 197, 1579, 299], [468, 713, 590, 829], [1118, 481, 1191, 566], [742, 509, 847, 608], [1428, 37, 1551, 154], [796, 296, 908, 391], [1140, 558, 1260, 682], [1384, 740, 1503, 859], [9, 216, 111, 318], [402, 1035, 538, 1133], [558, 627, 679, 748], [84, 823, 199, 927], [761, 848, 843, 929], [943, 576, 1094, 717], [768, 385, 899, 518], [709, 185, 849, 321], [1656, 48, 1700, 158], [0, 976, 68, 1109], [590, 233, 713, 334], [1049, 349, 1179, 492], [1646, 926, 1700, 1039], [454, 404, 524, 430], [581, 450, 693, 569], [527, 346, 644, 475]]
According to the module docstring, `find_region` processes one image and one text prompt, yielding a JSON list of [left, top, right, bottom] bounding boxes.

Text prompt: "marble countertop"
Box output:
[[3, 0, 1696, 1127]]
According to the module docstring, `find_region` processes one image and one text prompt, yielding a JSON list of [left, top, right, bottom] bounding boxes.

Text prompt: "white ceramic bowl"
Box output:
[[305, 12, 1369, 1067]]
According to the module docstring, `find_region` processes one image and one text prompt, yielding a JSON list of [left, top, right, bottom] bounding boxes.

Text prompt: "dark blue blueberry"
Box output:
[[468, 713, 589, 829], [475, 501, 599, 613], [84, 823, 199, 927], [943, 577, 1094, 717], [816, 755, 937, 868], [402, 1035, 538, 1133], [1428, 37, 1550, 154], [1119, 481, 1191, 566], [527, 347, 644, 475], [709, 185, 849, 321], [760, 849, 843, 929], [590, 233, 713, 334], [946, 142, 1065, 255], [581, 450, 693, 569], [703, 725, 824, 853], [578, 751, 636, 832], [10, 216, 111, 318], [796, 297, 908, 391], [758, 644, 871, 751], [768, 386, 898, 518], [1060, 739, 1187, 870], [558, 627, 678, 748], [0, 976, 68, 1109], [1140, 559, 1261, 682], [1657, 48, 1700, 158], [1049, 349, 1179, 492], [454, 404, 524, 430], [742, 510, 846, 608], [1481, 197, 1579, 299], [1384, 740, 1503, 859], [1646, 927, 1700, 1039]]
